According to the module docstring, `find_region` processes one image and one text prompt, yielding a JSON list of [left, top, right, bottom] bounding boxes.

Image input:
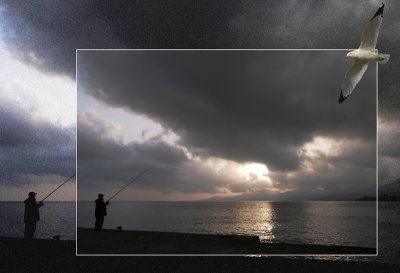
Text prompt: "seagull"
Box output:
[[338, 3, 390, 104]]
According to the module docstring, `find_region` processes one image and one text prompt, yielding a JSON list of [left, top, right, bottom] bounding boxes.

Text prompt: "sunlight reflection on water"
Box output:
[[78, 201, 376, 248]]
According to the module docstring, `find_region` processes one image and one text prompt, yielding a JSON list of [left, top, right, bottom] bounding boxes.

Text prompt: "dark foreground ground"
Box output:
[[77, 227, 375, 255], [1, 236, 399, 273]]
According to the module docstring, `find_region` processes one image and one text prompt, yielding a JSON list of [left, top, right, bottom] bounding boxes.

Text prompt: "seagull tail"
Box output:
[[338, 91, 347, 104], [377, 54, 390, 64]]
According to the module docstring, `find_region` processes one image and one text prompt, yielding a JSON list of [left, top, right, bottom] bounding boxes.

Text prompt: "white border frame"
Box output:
[[75, 49, 378, 257]]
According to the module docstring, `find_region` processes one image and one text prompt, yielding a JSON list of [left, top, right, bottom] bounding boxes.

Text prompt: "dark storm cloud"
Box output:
[[1, 0, 399, 120], [228, 1, 400, 49], [227, 0, 400, 180], [378, 120, 400, 183], [0, 101, 76, 184], [1, 0, 396, 190], [1, 0, 237, 77], [228, 0, 400, 120], [380, 121, 400, 159], [78, 50, 376, 173]]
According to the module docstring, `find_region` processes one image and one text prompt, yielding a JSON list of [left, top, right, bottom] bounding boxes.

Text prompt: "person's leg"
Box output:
[[24, 222, 34, 239], [32, 222, 36, 238], [95, 217, 100, 230], [24, 223, 30, 239], [99, 216, 104, 231]]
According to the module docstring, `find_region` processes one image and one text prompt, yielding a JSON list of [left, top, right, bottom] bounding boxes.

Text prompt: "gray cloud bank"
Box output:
[[0, 100, 75, 185], [77, 50, 376, 199], [1, 0, 398, 120], [1, 0, 398, 186]]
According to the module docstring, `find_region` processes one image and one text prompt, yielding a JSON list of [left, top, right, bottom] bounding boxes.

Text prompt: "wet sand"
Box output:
[[1, 235, 398, 273], [77, 227, 375, 255]]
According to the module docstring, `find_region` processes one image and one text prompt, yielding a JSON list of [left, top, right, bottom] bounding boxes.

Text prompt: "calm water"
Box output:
[[376, 202, 400, 263], [0, 202, 75, 240], [0, 202, 400, 263], [78, 201, 376, 248], [4, 201, 400, 263]]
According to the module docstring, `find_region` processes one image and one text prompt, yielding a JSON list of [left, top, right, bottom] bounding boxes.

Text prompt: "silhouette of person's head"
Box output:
[[28, 192, 36, 198], [98, 194, 104, 198]]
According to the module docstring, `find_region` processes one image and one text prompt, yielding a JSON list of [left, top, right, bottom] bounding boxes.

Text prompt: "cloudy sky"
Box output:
[[0, 39, 76, 201], [0, 0, 399, 201], [77, 50, 376, 201]]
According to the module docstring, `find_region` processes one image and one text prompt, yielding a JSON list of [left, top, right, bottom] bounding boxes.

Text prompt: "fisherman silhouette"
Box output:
[[95, 194, 109, 231], [24, 192, 43, 239]]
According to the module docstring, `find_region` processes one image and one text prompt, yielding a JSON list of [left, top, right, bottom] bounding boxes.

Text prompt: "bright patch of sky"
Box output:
[[300, 136, 342, 158], [0, 48, 76, 127], [78, 91, 165, 144]]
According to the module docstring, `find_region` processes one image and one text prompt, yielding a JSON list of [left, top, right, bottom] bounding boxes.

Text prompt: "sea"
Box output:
[[1, 201, 400, 264], [0, 201, 75, 241], [77, 201, 376, 248]]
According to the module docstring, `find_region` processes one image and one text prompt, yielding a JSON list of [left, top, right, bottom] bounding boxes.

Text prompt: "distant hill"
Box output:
[[379, 178, 400, 196], [377, 178, 400, 201], [356, 178, 400, 201]]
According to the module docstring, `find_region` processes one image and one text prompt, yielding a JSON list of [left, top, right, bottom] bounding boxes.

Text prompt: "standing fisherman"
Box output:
[[24, 192, 43, 239], [92, 168, 152, 231], [95, 194, 109, 231]]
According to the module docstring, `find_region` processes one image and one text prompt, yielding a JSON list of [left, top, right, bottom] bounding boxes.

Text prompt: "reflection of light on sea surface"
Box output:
[[253, 202, 275, 242], [225, 202, 276, 242], [78, 201, 377, 251]]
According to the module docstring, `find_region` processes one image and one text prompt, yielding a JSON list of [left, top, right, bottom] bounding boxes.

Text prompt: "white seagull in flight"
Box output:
[[339, 3, 390, 103]]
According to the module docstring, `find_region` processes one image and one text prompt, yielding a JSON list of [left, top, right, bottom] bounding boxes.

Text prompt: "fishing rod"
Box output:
[[41, 174, 76, 202], [107, 167, 153, 202]]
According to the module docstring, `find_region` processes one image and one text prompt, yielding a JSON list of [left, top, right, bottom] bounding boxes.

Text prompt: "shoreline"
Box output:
[[77, 227, 375, 255], [1, 235, 398, 272]]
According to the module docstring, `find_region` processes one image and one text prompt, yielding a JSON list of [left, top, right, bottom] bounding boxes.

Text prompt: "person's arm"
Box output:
[[105, 201, 110, 206], [38, 201, 43, 208]]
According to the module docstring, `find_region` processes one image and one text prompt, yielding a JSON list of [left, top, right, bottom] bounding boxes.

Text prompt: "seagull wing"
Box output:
[[359, 4, 384, 51], [339, 60, 369, 103]]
